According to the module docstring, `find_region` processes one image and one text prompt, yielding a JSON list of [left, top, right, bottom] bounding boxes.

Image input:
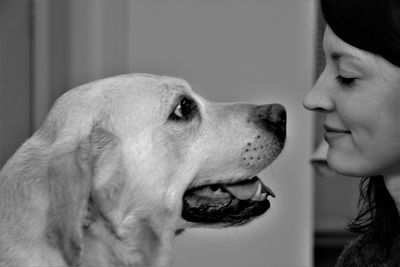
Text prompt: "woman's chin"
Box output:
[[327, 152, 367, 177]]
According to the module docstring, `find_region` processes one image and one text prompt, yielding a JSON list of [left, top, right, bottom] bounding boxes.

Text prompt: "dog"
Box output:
[[0, 73, 286, 267]]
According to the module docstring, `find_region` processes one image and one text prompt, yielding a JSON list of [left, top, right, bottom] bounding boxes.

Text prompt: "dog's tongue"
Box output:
[[223, 178, 261, 200]]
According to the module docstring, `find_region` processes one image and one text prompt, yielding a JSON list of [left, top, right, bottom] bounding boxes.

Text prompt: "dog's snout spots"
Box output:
[[241, 134, 283, 170]]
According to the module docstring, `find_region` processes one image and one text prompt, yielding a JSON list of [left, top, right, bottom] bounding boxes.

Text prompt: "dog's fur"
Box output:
[[0, 74, 285, 267]]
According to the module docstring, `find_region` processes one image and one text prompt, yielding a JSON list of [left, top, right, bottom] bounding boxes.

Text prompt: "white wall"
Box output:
[[33, 1, 316, 266], [125, 1, 315, 267]]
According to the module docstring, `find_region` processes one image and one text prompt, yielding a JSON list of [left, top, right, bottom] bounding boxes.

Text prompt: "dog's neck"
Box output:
[[82, 202, 175, 267]]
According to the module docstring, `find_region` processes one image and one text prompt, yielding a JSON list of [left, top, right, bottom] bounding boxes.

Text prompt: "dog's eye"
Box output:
[[170, 97, 196, 121]]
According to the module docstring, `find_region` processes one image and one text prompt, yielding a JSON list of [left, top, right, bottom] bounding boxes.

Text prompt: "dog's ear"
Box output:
[[46, 125, 117, 266], [46, 144, 91, 266]]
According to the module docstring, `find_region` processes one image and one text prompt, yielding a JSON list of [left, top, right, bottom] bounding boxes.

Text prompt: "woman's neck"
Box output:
[[384, 172, 400, 214]]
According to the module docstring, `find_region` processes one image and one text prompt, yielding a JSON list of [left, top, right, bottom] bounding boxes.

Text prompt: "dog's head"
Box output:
[[39, 73, 285, 265]]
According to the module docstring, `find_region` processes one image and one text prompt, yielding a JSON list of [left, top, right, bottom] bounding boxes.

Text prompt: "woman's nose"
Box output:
[[303, 74, 334, 113]]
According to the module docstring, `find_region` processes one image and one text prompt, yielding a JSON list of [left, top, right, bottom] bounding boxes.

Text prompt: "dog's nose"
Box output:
[[267, 103, 286, 126], [252, 104, 286, 140]]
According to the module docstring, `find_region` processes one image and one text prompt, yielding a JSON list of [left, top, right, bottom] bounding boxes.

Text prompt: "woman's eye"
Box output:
[[170, 97, 195, 121], [336, 75, 357, 87]]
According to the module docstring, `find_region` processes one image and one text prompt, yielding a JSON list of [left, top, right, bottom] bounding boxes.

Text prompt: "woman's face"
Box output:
[[304, 27, 400, 177]]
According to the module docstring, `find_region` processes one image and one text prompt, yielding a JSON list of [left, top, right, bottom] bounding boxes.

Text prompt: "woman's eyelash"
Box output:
[[336, 75, 356, 87]]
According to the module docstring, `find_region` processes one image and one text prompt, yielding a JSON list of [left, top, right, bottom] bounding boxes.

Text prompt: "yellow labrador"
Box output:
[[0, 74, 286, 267]]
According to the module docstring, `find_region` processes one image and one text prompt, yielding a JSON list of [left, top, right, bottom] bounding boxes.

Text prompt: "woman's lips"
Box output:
[[323, 124, 351, 133], [324, 124, 351, 141]]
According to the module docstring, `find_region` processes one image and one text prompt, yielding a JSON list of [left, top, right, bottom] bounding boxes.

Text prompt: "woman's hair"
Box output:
[[320, 0, 400, 67], [348, 176, 400, 246]]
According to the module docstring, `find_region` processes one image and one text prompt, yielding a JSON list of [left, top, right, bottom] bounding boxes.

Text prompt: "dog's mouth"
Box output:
[[181, 176, 275, 225]]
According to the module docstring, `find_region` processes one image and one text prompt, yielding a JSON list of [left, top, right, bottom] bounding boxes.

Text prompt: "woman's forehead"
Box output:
[[323, 27, 369, 63]]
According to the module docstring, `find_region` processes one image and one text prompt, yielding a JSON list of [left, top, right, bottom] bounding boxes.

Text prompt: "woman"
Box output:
[[304, 0, 400, 265]]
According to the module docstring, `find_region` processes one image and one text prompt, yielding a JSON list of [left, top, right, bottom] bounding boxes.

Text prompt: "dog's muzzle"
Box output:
[[181, 103, 286, 226]]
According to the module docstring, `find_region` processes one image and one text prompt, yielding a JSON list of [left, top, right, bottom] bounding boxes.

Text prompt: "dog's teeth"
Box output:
[[250, 183, 263, 201], [260, 193, 267, 201], [265, 186, 276, 198], [255, 182, 262, 195], [214, 188, 223, 194], [252, 194, 261, 201]]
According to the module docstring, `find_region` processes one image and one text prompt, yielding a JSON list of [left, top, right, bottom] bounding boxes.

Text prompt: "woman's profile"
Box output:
[[304, 0, 400, 265]]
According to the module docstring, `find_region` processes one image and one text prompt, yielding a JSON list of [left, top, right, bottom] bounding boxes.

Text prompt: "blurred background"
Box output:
[[0, 0, 360, 266]]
